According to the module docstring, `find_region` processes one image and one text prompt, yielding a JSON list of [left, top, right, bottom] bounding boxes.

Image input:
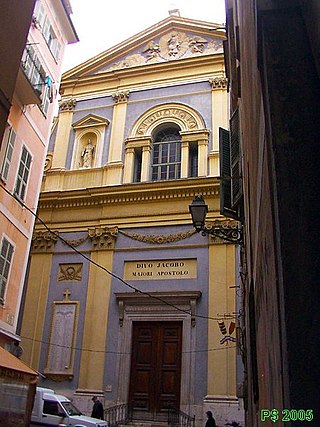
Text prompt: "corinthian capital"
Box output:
[[88, 226, 118, 250], [59, 98, 76, 112], [112, 91, 130, 104], [32, 231, 58, 253], [209, 76, 228, 89]]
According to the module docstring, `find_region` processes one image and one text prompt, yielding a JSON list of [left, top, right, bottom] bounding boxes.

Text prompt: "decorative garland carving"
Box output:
[[88, 226, 118, 250], [119, 229, 196, 244], [32, 231, 58, 253], [61, 235, 88, 247]]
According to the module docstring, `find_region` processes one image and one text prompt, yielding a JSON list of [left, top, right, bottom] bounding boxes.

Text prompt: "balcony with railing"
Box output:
[[15, 44, 45, 105]]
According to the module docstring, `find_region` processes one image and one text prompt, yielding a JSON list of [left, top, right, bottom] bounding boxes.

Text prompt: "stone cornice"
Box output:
[[60, 53, 225, 95], [37, 178, 220, 210]]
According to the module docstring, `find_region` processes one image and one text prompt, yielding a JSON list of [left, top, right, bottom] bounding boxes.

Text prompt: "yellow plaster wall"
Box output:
[[78, 249, 113, 391], [208, 243, 236, 396], [20, 253, 52, 368], [52, 110, 74, 169]]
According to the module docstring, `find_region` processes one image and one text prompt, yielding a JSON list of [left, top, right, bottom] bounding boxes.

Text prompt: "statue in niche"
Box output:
[[81, 139, 95, 168]]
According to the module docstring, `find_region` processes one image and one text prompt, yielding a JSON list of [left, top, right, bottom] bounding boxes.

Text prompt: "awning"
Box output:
[[0, 346, 38, 383]]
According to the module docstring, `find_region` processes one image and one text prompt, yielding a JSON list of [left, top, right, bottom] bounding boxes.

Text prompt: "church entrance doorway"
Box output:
[[128, 321, 182, 421]]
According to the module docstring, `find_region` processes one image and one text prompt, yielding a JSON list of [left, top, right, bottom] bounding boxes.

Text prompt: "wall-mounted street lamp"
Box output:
[[189, 195, 243, 244]]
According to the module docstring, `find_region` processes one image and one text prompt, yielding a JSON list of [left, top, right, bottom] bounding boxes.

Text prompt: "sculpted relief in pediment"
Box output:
[[97, 32, 223, 73]]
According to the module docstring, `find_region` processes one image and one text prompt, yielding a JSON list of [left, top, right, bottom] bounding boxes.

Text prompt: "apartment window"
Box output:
[[0, 238, 14, 303], [33, 1, 45, 26], [14, 146, 32, 201], [152, 126, 181, 181], [42, 16, 61, 61], [1, 125, 16, 182]]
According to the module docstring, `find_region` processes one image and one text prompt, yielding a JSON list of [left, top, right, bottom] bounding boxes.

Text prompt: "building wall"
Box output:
[[0, 0, 35, 142], [0, 0, 77, 350], [225, 0, 320, 425]]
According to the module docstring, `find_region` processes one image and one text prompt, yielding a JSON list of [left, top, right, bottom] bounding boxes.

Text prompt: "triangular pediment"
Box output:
[[72, 114, 110, 129], [63, 15, 225, 80]]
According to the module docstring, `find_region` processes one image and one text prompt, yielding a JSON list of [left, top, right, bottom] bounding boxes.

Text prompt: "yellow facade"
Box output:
[[21, 13, 242, 426]]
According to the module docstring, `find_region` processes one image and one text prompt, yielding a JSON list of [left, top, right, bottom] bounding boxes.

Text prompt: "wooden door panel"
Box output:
[[129, 322, 182, 418]]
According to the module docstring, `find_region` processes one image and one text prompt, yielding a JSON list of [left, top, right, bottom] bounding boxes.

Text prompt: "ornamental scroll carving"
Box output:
[[32, 231, 58, 253], [119, 229, 196, 244], [88, 226, 118, 250]]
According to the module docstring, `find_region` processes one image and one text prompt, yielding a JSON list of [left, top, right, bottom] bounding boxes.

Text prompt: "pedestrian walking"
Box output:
[[91, 396, 104, 419], [205, 411, 216, 427]]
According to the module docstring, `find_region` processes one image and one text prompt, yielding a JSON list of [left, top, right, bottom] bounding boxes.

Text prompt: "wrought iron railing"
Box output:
[[104, 403, 129, 427], [168, 406, 195, 427]]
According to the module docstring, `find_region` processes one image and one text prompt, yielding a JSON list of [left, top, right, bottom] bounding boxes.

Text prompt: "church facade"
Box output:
[[20, 12, 243, 426]]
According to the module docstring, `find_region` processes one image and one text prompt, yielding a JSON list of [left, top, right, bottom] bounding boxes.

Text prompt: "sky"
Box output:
[[62, 0, 226, 72]]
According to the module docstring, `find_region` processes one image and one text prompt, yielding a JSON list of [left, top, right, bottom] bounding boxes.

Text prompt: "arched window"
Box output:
[[151, 126, 181, 181]]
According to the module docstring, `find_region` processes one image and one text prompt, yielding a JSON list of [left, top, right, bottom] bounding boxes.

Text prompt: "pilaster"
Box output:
[[141, 145, 151, 182], [208, 243, 236, 397], [51, 98, 76, 170], [209, 76, 228, 151], [107, 91, 130, 185], [181, 141, 189, 178], [78, 227, 118, 391], [20, 231, 58, 368]]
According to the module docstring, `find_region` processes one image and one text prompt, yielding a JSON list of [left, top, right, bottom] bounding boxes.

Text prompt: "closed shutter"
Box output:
[[219, 127, 239, 219], [230, 107, 242, 206]]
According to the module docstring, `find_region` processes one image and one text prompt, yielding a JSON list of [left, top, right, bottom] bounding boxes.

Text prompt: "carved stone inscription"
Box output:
[[46, 303, 77, 374], [124, 259, 197, 280]]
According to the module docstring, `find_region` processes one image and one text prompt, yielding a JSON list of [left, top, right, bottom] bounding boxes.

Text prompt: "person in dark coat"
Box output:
[[205, 411, 216, 427], [91, 396, 104, 419]]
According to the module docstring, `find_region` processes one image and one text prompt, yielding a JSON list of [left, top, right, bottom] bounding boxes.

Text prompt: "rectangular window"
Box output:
[[14, 146, 32, 201], [1, 125, 16, 182], [42, 16, 61, 61], [34, 1, 45, 26], [0, 238, 14, 303]]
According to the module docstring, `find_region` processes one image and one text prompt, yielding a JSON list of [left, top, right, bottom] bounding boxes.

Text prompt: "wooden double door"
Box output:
[[128, 321, 182, 420]]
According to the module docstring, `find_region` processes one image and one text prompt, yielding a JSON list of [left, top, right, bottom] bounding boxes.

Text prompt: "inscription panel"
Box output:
[[124, 259, 197, 281]]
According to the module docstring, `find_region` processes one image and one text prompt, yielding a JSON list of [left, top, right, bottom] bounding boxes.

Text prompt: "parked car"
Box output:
[[30, 387, 107, 427]]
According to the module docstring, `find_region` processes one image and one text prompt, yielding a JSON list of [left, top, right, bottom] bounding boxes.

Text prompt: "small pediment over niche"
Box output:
[[72, 114, 110, 129]]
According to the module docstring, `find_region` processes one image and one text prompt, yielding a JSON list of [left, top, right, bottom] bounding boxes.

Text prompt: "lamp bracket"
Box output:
[[200, 222, 243, 244]]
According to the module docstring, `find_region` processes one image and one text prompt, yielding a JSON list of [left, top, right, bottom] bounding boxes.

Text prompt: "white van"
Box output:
[[31, 387, 108, 427]]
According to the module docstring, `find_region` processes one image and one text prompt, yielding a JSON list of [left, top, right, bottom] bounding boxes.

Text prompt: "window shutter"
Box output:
[[219, 127, 239, 219], [1, 126, 16, 182], [230, 107, 242, 206]]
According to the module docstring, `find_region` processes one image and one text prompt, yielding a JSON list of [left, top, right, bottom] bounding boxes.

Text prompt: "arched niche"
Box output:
[[71, 114, 109, 169]]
